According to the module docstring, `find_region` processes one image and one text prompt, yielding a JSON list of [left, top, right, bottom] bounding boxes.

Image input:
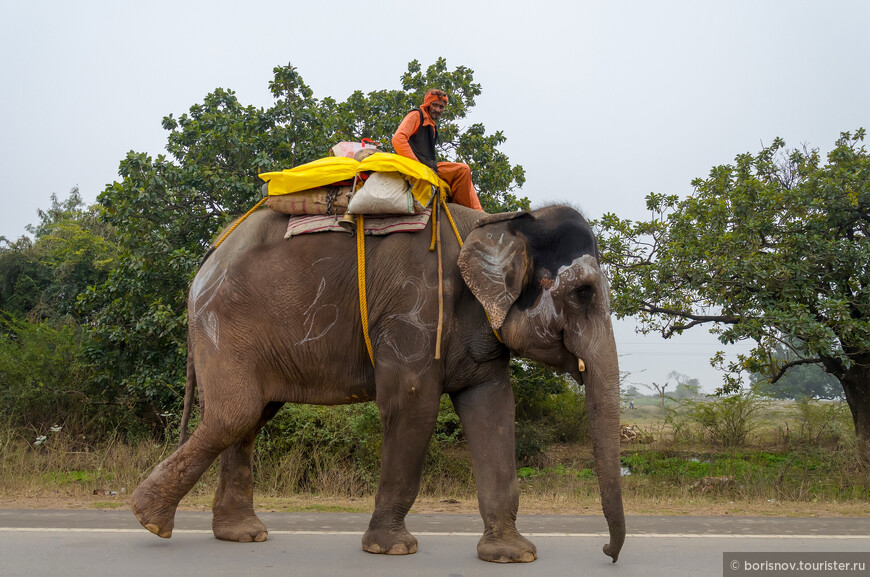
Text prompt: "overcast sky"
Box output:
[[2, 1, 868, 392]]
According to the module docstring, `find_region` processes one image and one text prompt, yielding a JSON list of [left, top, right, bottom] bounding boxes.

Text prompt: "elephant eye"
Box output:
[[572, 285, 594, 307]]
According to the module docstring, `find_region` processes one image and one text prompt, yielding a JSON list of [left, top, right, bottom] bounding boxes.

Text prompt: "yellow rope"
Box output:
[[356, 214, 374, 366], [434, 199, 444, 359], [213, 197, 268, 249], [429, 195, 438, 252], [439, 191, 464, 248]]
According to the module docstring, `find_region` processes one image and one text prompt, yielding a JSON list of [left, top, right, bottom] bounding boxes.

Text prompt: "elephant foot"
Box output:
[[362, 526, 418, 555], [477, 531, 538, 563], [131, 483, 177, 539], [212, 508, 268, 543]]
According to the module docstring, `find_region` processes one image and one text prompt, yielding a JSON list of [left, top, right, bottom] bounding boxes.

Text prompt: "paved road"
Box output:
[[1, 510, 868, 577]]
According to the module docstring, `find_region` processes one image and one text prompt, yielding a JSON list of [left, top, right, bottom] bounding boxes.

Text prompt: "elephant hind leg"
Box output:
[[212, 401, 284, 543], [131, 401, 266, 539]]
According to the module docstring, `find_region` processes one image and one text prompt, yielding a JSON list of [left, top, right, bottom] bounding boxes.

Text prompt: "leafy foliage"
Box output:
[[597, 130, 870, 452], [671, 372, 702, 400], [790, 398, 852, 446], [257, 403, 383, 491], [0, 190, 129, 433], [679, 392, 766, 447], [0, 314, 92, 428], [1, 189, 117, 319], [255, 396, 466, 493], [752, 342, 843, 400], [511, 360, 587, 464]]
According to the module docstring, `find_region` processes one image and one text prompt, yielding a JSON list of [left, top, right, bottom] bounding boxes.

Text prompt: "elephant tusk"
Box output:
[[577, 358, 586, 373]]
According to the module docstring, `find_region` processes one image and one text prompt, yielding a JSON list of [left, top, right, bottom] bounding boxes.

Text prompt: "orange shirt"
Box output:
[[391, 109, 435, 162]]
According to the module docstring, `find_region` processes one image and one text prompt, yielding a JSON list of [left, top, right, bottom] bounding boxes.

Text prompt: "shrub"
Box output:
[[541, 388, 588, 443], [0, 314, 146, 436], [433, 396, 463, 444], [510, 360, 588, 463], [514, 422, 551, 466], [256, 403, 382, 493], [254, 395, 468, 494], [791, 399, 850, 446], [681, 392, 765, 447]]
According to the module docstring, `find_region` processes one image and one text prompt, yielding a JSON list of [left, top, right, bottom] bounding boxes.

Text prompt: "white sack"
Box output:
[[347, 172, 421, 215]]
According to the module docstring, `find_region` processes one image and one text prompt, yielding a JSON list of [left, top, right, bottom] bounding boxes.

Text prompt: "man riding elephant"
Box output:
[[392, 89, 484, 211]]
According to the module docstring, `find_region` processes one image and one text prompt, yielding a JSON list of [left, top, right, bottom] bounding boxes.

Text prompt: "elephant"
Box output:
[[131, 202, 625, 564]]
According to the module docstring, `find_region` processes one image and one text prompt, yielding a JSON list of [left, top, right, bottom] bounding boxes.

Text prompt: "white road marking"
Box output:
[[0, 527, 866, 539]]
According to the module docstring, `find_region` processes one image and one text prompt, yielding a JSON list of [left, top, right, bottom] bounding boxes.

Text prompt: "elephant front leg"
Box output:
[[212, 402, 283, 543], [451, 381, 537, 563], [363, 376, 440, 555]]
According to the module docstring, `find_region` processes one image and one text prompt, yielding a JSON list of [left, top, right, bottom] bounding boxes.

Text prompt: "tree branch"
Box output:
[[769, 358, 823, 383], [640, 301, 741, 325], [662, 318, 711, 339]]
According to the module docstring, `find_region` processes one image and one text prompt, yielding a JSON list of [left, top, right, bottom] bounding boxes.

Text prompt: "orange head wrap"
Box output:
[[422, 89, 449, 110]]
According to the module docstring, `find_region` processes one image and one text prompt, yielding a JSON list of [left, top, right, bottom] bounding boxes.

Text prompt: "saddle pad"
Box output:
[[284, 208, 432, 239]]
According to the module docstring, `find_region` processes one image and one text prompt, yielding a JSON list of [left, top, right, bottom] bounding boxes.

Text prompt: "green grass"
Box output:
[[300, 504, 363, 513], [517, 465, 596, 479], [91, 501, 124, 509], [41, 470, 106, 485], [617, 448, 868, 500]]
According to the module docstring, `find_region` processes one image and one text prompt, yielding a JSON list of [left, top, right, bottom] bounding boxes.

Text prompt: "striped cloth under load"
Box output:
[[284, 208, 432, 239]]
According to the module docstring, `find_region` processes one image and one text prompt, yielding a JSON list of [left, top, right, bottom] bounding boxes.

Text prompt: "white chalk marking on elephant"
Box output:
[[560, 256, 612, 355], [203, 311, 220, 349], [528, 279, 562, 340], [531, 255, 607, 342], [190, 256, 217, 304], [378, 276, 434, 364], [190, 256, 228, 350], [557, 255, 598, 285], [476, 233, 519, 305], [297, 278, 339, 345], [190, 257, 227, 320]]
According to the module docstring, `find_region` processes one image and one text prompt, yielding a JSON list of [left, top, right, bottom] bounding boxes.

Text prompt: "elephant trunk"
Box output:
[[571, 335, 625, 563]]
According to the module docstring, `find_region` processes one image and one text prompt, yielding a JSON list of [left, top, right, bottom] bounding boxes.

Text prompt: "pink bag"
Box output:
[[330, 138, 379, 158]]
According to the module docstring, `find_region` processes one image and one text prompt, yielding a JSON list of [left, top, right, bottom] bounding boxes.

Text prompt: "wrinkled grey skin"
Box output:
[[131, 203, 625, 564]]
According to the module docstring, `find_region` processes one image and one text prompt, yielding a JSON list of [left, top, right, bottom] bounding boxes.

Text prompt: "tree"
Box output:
[[597, 130, 870, 460], [668, 371, 702, 400], [751, 342, 843, 400], [82, 59, 528, 422], [0, 313, 94, 429], [0, 189, 121, 431], [1, 189, 117, 320], [623, 384, 640, 398], [644, 381, 670, 409]]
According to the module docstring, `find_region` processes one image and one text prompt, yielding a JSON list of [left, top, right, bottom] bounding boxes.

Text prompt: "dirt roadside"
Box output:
[[3, 491, 868, 518]]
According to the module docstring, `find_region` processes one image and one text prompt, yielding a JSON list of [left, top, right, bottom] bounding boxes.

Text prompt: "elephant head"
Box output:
[[458, 204, 625, 562]]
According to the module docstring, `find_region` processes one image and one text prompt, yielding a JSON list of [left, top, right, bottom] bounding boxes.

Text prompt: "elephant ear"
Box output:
[[458, 212, 533, 329]]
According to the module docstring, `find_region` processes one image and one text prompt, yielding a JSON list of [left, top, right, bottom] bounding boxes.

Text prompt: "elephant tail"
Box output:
[[178, 332, 197, 447]]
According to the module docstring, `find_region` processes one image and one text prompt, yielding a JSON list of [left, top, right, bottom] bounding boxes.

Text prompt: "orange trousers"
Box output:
[[437, 162, 483, 211]]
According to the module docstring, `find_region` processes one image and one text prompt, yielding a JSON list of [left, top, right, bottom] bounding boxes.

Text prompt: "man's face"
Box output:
[[428, 100, 446, 121]]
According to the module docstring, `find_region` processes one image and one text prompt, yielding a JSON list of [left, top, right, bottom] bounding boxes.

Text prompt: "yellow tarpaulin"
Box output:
[[259, 152, 450, 208], [259, 156, 359, 195]]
